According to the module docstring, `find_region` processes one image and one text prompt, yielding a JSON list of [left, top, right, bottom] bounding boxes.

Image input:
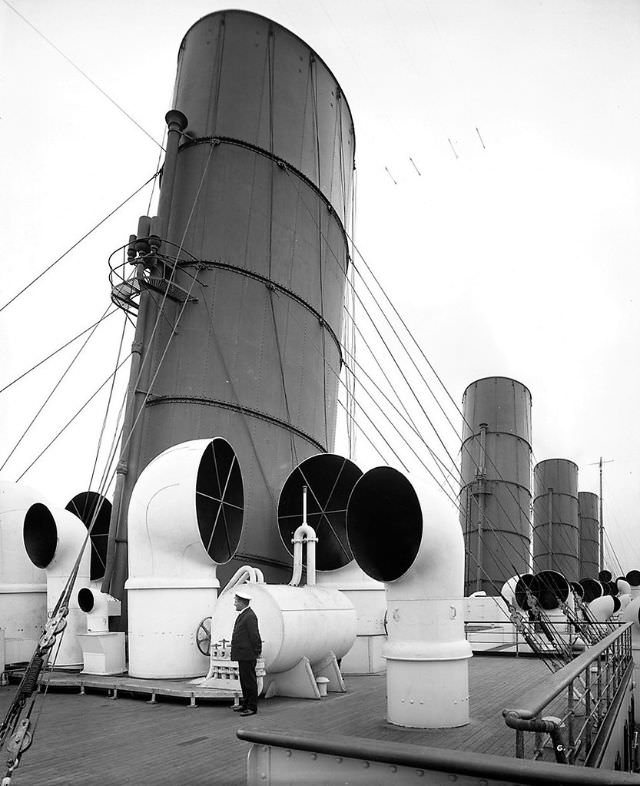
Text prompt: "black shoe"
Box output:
[[231, 705, 245, 712], [239, 709, 256, 716]]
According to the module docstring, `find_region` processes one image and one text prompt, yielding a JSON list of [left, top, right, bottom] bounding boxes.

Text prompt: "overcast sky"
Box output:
[[1, 0, 639, 571]]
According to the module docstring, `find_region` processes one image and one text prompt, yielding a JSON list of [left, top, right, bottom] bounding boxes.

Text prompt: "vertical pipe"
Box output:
[[547, 488, 553, 573], [599, 457, 604, 573], [102, 110, 188, 604], [567, 679, 575, 761], [476, 481, 484, 594]]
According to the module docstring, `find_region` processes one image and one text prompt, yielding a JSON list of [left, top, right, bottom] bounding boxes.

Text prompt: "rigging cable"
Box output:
[[1, 0, 164, 151], [1, 302, 114, 472], [85, 311, 131, 493], [15, 353, 132, 481], [0, 307, 119, 395], [0, 171, 160, 315], [285, 167, 545, 579]]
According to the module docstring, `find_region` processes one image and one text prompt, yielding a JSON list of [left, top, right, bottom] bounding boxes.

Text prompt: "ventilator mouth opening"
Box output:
[[579, 577, 603, 603], [514, 574, 535, 611], [66, 491, 111, 581], [78, 587, 95, 612], [347, 466, 421, 583], [195, 438, 244, 564], [570, 581, 584, 599], [278, 454, 361, 570], [24, 503, 57, 569], [532, 570, 569, 610], [626, 570, 640, 587]]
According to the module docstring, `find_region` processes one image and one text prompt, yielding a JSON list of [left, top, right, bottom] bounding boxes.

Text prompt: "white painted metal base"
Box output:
[[0, 589, 46, 664], [317, 563, 387, 675], [263, 656, 321, 700], [77, 632, 126, 675], [127, 582, 215, 678], [340, 634, 386, 674], [385, 656, 470, 728]]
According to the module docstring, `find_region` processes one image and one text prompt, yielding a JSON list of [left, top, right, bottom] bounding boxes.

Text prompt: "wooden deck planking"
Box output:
[[0, 655, 550, 785]]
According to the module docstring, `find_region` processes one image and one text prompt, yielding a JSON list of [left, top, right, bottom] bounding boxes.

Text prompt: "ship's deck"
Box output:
[[0, 654, 550, 785]]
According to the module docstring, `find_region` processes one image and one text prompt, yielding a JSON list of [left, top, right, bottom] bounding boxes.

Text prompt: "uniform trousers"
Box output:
[[238, 659, 258, 712]]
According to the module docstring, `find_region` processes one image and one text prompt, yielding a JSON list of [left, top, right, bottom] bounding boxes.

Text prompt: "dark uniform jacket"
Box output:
[[230, 607, 262, 661]]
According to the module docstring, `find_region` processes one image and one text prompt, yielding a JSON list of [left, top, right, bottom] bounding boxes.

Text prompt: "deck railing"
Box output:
[[503, 622, 634, 765]]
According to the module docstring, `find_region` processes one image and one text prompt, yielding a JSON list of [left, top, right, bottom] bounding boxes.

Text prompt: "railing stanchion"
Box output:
[[567, 678, 575, 763]]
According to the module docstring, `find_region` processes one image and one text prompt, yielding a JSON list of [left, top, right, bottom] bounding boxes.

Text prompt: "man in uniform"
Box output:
[[230, 589, 262, 716]]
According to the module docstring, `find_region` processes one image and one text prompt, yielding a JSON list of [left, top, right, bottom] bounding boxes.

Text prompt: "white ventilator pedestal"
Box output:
[[316, 562, 386, 675], [77, 632, 126, 675]]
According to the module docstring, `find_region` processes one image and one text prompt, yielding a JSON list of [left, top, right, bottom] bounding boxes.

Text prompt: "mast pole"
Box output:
[[599, 457, 604, 573]]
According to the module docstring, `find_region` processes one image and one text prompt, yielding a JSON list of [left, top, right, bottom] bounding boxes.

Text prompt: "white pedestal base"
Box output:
[[77, 632, 126, 675]]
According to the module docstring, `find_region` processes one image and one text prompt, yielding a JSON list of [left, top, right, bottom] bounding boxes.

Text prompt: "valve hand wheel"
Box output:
[[196, 616, 212, 656]]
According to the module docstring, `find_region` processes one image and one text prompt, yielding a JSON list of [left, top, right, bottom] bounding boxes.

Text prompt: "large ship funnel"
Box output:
[[0, 482, 48, 663], [347, 467, 471, 728], [578, 492, 599, 578], [23, 503, 91, 667], [126, 438, 244, 678], [460, 377, 532, 595], [277, 453, 386, 674], [533, 459, 579, 581], [105, 9, 356, 600]]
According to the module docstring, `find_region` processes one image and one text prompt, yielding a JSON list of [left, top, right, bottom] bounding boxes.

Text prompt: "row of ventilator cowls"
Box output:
[[0, 436, 477, 729], [500, 567, 640, 645]]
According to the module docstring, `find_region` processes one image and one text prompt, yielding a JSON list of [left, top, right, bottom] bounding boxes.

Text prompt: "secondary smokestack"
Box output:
[[459, 377, 532, 595], [533, 459, 579, 581], [578, 492, 599, 578]]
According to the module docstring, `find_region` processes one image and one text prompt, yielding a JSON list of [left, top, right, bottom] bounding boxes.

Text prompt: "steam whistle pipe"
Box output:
[[156, 110, 188, 239], [289, 519, 317, 588]]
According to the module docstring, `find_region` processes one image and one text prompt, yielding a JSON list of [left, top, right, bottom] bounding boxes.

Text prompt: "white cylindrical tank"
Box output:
[[0, 482, 48, 664], [126, 438, 244, 678], [23, 502, 91, 667], [277, 453, 386, 675], [210, 582, 356, 673]]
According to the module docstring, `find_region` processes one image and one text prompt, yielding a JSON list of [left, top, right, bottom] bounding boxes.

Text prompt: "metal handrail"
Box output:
[[503, 622, 634, 763], [504, 623, 631, 720], [238, 728, 640, 784]]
